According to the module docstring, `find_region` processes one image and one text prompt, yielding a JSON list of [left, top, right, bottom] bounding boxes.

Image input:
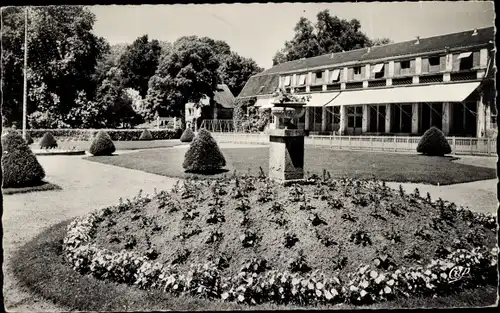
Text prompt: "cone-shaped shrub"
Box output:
[[139, 129, 153, 141], [416, 126, 452, 156], [89, 131, 116, 156], [180, 127, 195, 142], [24, 132, 34, 145], [1, 131, 45, 188], [183, 128, 226, 172], [39, 132, 58, 149]]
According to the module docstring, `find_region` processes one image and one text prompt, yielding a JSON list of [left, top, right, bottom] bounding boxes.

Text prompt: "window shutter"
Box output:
[[348, 68, 354, 80], [439, 56, 446, 71], [360, 66, 366, 79], [394, 62, 401, 76], [421, 58, 429, 73], [384, 63, 390, 77], [452, 54, 460, 71], [472, 51, 480, 68], [410, 60, 416, 74]]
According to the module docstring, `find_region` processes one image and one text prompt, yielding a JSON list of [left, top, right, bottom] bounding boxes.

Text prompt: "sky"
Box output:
[[88, 2, 495, 70]]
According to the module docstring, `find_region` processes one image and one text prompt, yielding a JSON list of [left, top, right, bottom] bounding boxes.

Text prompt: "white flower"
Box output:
[[384, 286, 392, 293], [387, 279, 395, 286], [360, 290, 368, 297]]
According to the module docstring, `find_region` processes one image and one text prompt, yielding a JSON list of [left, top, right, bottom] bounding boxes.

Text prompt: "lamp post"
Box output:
[[22, 7, 28, 139]]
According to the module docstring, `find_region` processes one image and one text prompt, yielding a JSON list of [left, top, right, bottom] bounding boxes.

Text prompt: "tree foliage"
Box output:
[[220, 52, 263, 97], [144, 37, 220, 126], [370, 38, 393, 46], [272, 10, 373, 65], [118, 35, 162, 98], [1, 6, 108, 127]]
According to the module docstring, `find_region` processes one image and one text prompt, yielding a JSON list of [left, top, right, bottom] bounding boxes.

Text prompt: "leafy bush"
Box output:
[[39, 132, 58, 149], [183, 128, 226, 172], [139, 129, 153, 141], [416, 127, 452, 156], [89, 131, 116, 156], [26, 128, 182, 141], [180, 128, 195, 142], [1, 131, 45, 188]]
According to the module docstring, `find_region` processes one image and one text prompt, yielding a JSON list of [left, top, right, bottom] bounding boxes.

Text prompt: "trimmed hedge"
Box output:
[[89, 131, 116, 156], [25, 128, 182, 141], [139, 129, 153, 141], [1, 131, 45, 188], [39, 132, 58, 149], [183, 128, 226, 172], [180, 128, 195, 142], [416, 127, 452, 156]]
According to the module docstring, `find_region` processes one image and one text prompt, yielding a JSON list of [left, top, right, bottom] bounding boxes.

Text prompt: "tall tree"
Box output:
[[219, 52, 263, 96], [1, 6, 108, 127], [272, 10, 372, 65], [144, 38, 220, 128], [118, 35, 162, 98]]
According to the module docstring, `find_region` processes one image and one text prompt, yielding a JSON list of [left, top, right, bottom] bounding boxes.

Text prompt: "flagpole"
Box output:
[[22, 7, 28, 139]]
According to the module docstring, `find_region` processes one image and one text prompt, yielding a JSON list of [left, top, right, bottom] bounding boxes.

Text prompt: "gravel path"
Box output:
[[3, 154, 178, 312], [2, 148, 496, 311]]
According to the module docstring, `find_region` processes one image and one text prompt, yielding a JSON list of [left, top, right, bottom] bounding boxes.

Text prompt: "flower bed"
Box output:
[[62, 175, 497, 306], [27, 128, 182, 141]]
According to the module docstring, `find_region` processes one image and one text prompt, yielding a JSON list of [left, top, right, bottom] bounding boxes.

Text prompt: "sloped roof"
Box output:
[[238, 26, 494, 98], [258, 48, 369, 76], [238, 74, 280, 99], [213, 84, 235, 108]]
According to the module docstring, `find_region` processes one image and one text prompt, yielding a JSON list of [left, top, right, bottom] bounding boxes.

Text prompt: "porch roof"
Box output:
[[304, 92, 340, 107], [325, 82, 480, 106]]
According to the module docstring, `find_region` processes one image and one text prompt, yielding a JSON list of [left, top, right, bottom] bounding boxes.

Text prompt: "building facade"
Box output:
[[238, 27, 496, 138], [185, 84, 236, 130]]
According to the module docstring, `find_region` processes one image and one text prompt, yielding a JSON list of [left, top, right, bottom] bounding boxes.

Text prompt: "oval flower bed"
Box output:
[[62, 173, 497, 306]]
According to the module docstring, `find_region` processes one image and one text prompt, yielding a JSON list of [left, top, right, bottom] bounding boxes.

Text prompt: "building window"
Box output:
[[316, 72, 322, 79], [353, 66, 362, 75], [372, 64, 385, 79], [401, 60, 410, 69], [347, 106, 363, 128], [458, 52, 473, 71], [429, 56, 440, 66]]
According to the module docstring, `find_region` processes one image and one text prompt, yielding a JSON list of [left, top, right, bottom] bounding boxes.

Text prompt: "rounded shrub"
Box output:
[[139, 129, 153, 141], [180, 128, 195, 142], [39, 132, 58, 149], [1, 131, 45, 188], [183, 128, 226, 172], [416, 126, 452, 156], [89, 131, 116, 156], [24, 132, 34, 145]]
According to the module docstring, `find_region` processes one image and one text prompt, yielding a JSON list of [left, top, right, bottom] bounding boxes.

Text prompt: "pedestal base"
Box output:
[[268, 129, 305, 184]]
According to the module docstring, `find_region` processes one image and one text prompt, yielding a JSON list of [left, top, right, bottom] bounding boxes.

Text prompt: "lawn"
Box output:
[[29, 139, 184, 152], [85, 146, 497, 185], [12, 220, 497, 311]]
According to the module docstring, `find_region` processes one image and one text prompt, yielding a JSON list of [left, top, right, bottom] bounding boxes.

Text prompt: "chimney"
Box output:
[[367, 47, 371, 53], [331, 53, 334, 58], [415, 36, 420, 45], [472, 28, 478, 36]]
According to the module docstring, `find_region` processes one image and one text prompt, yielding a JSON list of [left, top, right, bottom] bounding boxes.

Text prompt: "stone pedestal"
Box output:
[[269, 129, 305, 184]]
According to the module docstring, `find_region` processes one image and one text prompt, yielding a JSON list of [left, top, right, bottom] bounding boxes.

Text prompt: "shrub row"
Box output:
[[63, 191, 497, 306], [26, 128, 182, 141]]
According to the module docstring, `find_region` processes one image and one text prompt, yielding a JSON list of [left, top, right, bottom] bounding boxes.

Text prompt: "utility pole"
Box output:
[[22, 7, 28, 139]]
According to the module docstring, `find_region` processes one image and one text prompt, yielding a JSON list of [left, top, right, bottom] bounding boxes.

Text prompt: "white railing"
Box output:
[[211, 133, 497, 156], [200, 119, 235, 132]]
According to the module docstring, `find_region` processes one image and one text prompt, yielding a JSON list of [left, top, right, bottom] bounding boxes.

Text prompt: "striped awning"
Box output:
[[325, 82, 480, 106]]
